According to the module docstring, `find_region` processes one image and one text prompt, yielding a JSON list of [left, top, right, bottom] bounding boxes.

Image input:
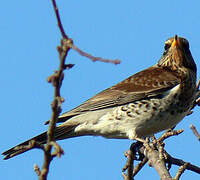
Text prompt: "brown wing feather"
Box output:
[[58, 66, 181, 122]]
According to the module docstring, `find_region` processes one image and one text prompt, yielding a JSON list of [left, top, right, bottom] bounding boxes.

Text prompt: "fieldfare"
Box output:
[[2, 35, 197, 159]]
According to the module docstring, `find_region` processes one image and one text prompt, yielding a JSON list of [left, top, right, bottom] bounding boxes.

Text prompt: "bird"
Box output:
[[2, 35, 197, 160]]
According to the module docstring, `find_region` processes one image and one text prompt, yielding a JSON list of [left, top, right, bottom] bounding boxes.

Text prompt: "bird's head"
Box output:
[[158, 35, 197, 74]]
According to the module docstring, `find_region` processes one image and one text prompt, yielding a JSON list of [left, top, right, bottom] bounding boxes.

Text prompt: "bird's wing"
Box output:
[[58, 66, 181, 121]]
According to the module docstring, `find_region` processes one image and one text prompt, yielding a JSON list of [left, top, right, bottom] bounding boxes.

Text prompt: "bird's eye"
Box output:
[[164, 43, 171, 50]]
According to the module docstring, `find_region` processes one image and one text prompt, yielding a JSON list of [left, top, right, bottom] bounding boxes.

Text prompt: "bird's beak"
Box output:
[[171, 35, 179, 48]]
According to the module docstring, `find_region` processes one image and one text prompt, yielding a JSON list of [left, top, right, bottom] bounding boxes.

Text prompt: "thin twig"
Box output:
[[173, 163, 189, 180], [38, 1, 70, 179], [50, 141, 64, 158], [52, 0, 120, 65], [190, 124, 200, 141], [51, 0, 68, 38], [132, 157, 148, 177], [165, 150, 200, 174], [38, 0, 121, 179], [122, 150, 134, 180], [70, 44, 121, 65], [39, 39, 70, 179], [158, 129, 184, 142]]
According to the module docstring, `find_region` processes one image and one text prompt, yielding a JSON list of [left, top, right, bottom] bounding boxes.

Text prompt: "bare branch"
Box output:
[[50, 141, 64, 158], [51, 0, 120, 65], [190, 124, 200, 141], [51, 0, 68, 38], [37, 1, 72, 179], [173, 163, 189, 180], [133, 157, 148, 177], [38, 37, 71, 179], [123, 129, 200, 180], [70, 44, 121, 65], [158, 129, 184, 142], [37, 0, 122, 179], [142, 143, 173, 180], [122, 149, 134, 180], [165, 152, 200, 174]]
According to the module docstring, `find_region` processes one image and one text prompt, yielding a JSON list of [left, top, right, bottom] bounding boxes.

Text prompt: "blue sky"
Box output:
[[1, 0, 200, 179]]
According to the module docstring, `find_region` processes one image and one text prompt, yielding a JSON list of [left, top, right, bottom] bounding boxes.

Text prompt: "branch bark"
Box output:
[[37, 1, 121, 179], [122, 129, 200, 180]]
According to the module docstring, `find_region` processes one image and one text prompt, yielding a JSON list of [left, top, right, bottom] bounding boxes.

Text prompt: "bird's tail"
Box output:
[[2, 124, 78, 160]]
